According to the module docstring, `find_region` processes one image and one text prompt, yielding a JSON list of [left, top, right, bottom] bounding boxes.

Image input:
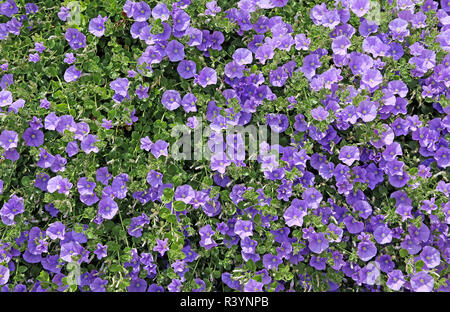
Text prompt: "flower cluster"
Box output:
[[0, 0, 449, 293]]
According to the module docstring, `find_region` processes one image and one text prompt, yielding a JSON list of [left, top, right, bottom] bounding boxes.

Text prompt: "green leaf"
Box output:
[[173, 201, 186, 212]]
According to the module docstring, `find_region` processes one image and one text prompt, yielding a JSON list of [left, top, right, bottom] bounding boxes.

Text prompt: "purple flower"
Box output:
[[357, 100, 378, 122], [434, 147, 449, 168], [187, 116, 199, 129], [151, 140, 169, 158], [353, 200, 372, 219], [269, 67, 288, 87], [420, 246, 440, 269], [77, 177, 96, 195], [177, 60, 196, 79], [64, 53, 76, 64], [308, 232, 329, 254], [174, 185, 195, 204], [65, 28, 86, 50], [64, 65, 81, 82], [332, 35, 351, 55], [46, 222, 65, 240], [339, 146, 360, 166], [199, 224, 218, 249], [224, 61, 244, 79], [101, 119, 113, 129], [210, 153, 231, 174], [28, 53, 40, 63], [1, 0, 18, 17], [310, 255, 327, 270], [111, 173, 129, 199], [110, 78, 129, 97], [195, 67, 217, 88], [263, 254, 282, 270], [146, 170, 163, 187], [283, 199, 306, 227], [35, 42, 46, 53], [373, 225, 392, 244], [266, 113, 289, 133], [98, 196, 118, 220], [94, 243, 108, 260], [0, 90, 12, 107], [152, 3, 169, 20], [0, 265, 10, 285], [362, 69, 383, 89], [0, 130, 18, 150], [140, 136, 153, 151], [357, 240, 377, 261], [410, 272, 434, 292], [80, 134, 99, 154], [302, 188, 322, 209], [350, 0, 370, 17], [47, 176, 72, 195], [311, 106, 329, 121], [234, 220, 253, 239], [89, 15, 107, 37], [205, 1, 221, 16], [0, 195, 24, 226], [233, 48, 252, 65], [132, 1, 151, 22], [161, 90, 181, 110], [181, 93, 197, 112], [134, 84, 148, 99], [153, 238, 169, 256], [386, 270, 405, 291], [255, 44, 274, 64], [173, 10, 190, 32], [96, 167, 111, 186], [244, 279, 263, 292], [22, 128, 44, 147], [166, 40, 185, 62], [57, 6, 70, 21], [383, 142, 402, 161]]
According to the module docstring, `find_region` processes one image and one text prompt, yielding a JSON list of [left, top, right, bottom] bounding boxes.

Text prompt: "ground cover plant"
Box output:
[[0, 0, 449, 292]]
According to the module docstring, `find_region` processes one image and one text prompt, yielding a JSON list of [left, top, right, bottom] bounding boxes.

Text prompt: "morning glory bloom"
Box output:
[[110, 78, 129, 97], [195, 67, 217, 87], [0, 130, 18, 150], [132, 1, 151, 22], [98, 196, 118, 220], [153, 238, 169, 256], [283, 199, 307, 227], [46, 222, 66, 240], [339, 146, 360, 166], [80, 134, 99, 154], [0, 90, 12, 107], [410, 272, 434, 292], [151, 140, 169, 159], [22, 128, 44, 147], [350, 0, 370, 17], [166, 40, 185, 62], [65, 28, 86, 50], [152, 3, 169, 21], [233, 48, 252, 65], [308, 232, 329, 254], [89, 15, 108, 37], [177, 60, 196, 79], [161, 90, 181, 111], [64, 65, 81, 82], [0, 265, 10, 285], [173, 10, 190, 32], [234, 220, 253, 239], [420, 246, 441, 269]]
